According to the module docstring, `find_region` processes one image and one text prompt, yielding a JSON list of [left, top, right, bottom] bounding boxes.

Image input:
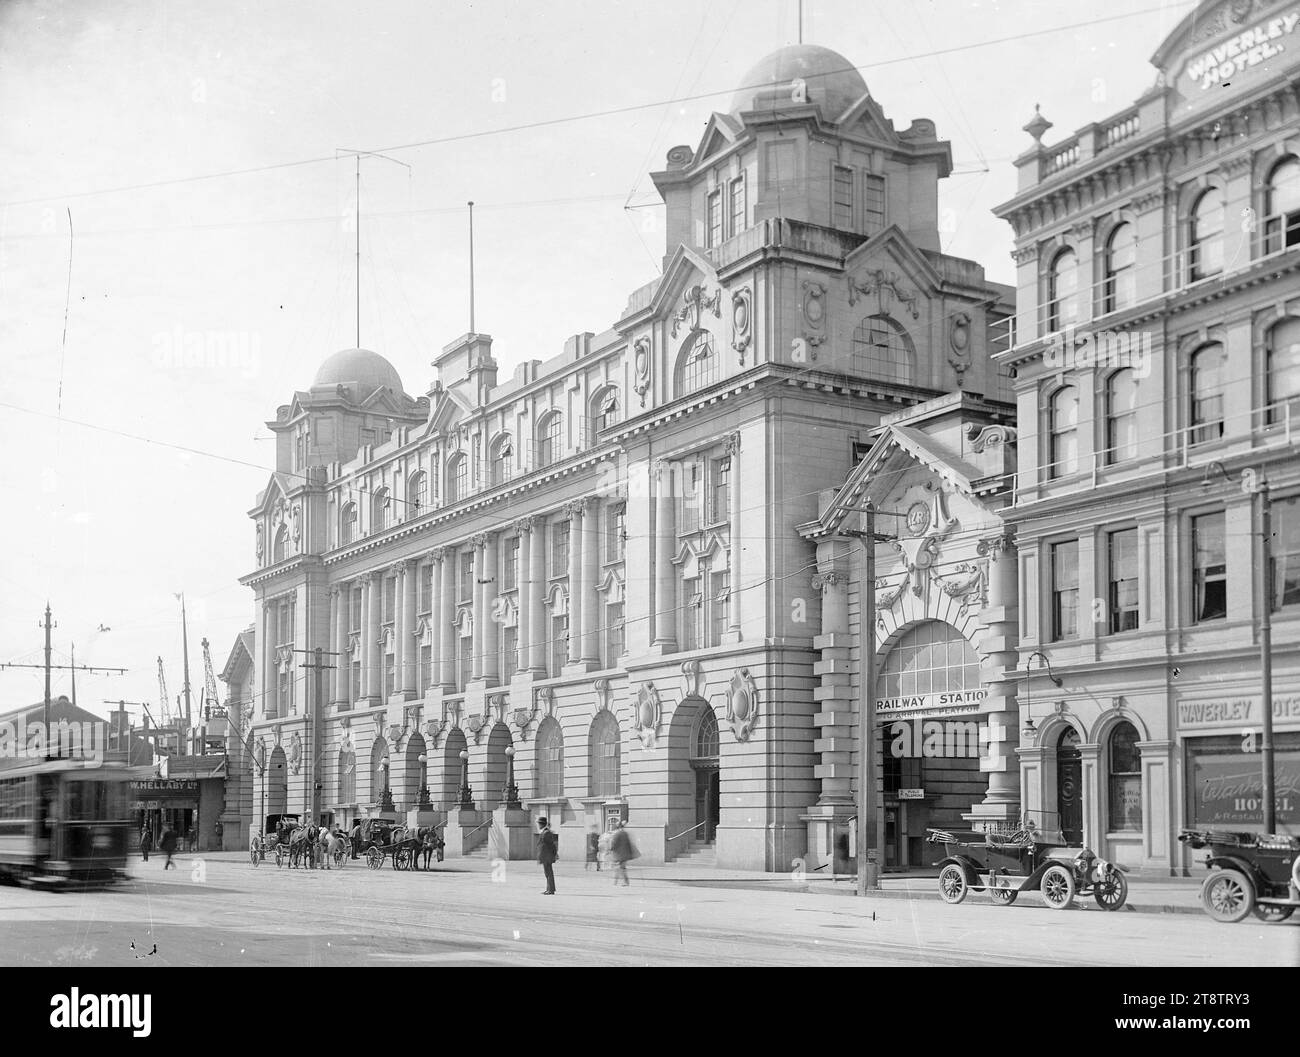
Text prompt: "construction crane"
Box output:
[[156, 657, 173, 726], [200, 637, 221, 723]]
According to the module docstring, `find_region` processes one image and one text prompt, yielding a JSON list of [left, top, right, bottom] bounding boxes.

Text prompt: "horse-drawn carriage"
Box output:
[[356, 818, 442, 871], [926, 824, 1129, 911], [250, 813, 302, 868]]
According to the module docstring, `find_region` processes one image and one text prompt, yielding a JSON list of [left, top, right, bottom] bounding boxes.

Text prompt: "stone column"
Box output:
[[391, 562, 406, 702], [481, 532, 500, 684], [971, 533, 1021, 826], [726, 432, 742, 639], [528, 521, 547, 672], [437, 549, 455, 689], [515, 518, 534, 674], [262, 600, 277, 719], [581, 502, 601, 663], [327, 587, 340, 706], [653, 461, 677, 648], [566, 502, 584, 665], [400, 560, 417, 697], [366, 571, 382, 705], [471, 535, 487, 681]]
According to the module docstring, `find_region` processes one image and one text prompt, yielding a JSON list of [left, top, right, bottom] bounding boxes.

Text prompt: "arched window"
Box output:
[[1105, 368, 1139, 464], [490, 435, 513, 486], [1189, 188, 1223, 280], [1107, 721, 1142, 832], [337, 748, 355, 805], [1047, 248, 1078, 331], [1048, 384, 1079, 478], [675, 331, 716, 396], [1264, 155, 1300, 253], [588, 711, 620, 797], [591, 387, 620, 435], [370, 737, 389, 805], [340, 502, 357, 546], [692, 708, 719, 761], [371, 487, 390, 533], [1265, 318, 1300, 424], [1190, 343, 1227, 444], [407, 472, 427, 516], [535, 717, 564, 798], [272, 525, 288, 563], [446, 454, 468, 504], [537, 413, 563, 469], [851, 315, 914, 384], [877, 620, 981, 703], [1103, 223, 1136, 313]]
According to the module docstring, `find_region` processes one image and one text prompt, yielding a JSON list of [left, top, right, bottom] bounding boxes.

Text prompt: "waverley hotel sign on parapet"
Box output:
[[1184, 8, 1299, 89]]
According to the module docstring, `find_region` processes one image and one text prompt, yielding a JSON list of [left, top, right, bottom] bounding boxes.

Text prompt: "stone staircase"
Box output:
[[673, 839, 716, 867]]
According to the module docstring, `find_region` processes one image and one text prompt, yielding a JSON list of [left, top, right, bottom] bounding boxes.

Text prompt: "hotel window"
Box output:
[[458, 635, 473, 691], [832, 164, 853, 229], [408, 471, 427, 516], [1103, 222, 1136, 313], [589, 711, 620, 797], [710, 456, 730, 525], [1263, 156, 1300, 254], [679, 460, 702, 535], [537, 413, 562, 469], [604, 602, 624, 667], [551, 614, 568, 676], [711, 571, 730, 645], [606, 505, 625, 563], [1107, 722, 1142, 832], [1190, 343, 1227, 444], [707, 189, 723, 248], [1050, 540, 1080, 641], [1266, 318, 1300, 425], [491, 436, 513, 486], [1048, 385, 1079, 478], [1105, 369, 1139, 464], [851, 315, 912, 384], [372, 487, 390, 533], [340, 502, 357, 546], [535, 719, 564, 799], [1189, 188, 1223, 281], [502, 626, 517, 679], [1107, 528, 1139, 633], [1271, 495, 1300, 610], [863, 174, 886, 235], [1192, 512, 1227, 623], [729, 175, 746, 237], [503, 535, 520, 591], [551, 521, 570, 579], [1047, 248, 1078, 332], [458, 551, 475, 602], [447, 455, 468, 504]]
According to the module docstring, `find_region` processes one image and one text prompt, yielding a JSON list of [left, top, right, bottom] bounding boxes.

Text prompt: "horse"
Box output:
[[322, 830, 344, 868], [288, 823, 315, 869]]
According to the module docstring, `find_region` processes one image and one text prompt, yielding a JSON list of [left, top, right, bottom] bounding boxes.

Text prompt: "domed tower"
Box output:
[[651, 43, 952, 267]]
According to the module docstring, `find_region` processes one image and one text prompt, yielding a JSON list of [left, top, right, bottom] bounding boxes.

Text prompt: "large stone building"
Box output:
[[992, 0, 1300, 870], [239, 43, 1014, 870]]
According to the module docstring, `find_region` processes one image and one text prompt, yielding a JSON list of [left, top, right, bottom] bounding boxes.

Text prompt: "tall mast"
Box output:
[[468, 200, 476, 335], [180, 593, 193, 746], [356, 155, 361, 348]]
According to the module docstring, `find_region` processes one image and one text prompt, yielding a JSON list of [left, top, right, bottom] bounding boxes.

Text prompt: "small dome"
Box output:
[[313, 348, 405, 397], [731, 44, 868, 121]]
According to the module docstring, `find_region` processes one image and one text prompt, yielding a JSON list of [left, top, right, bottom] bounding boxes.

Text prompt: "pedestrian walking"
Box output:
[[609, 821, 637, 887], [139, 826, 152, 863], [159, 826, 178, 870], [536, 817, 558, 895], [585, 827, 600, 871], [350, 821, 361, 860]]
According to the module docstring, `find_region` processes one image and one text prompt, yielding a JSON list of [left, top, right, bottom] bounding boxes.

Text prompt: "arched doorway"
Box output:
[[484, 723, 512, 810], [370, 736, 390, 810], [267, 746, 288, 817], [337, 748, 356, 806], [691, 708, 720, 843], [442, 727, 467, 808], [535, 718, 564, 799], [405, 732, 427, 809], [1057, 727, 1083, 844]]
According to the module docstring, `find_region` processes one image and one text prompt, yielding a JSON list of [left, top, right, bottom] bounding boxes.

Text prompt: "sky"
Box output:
[[0, 0, 1199, 722]]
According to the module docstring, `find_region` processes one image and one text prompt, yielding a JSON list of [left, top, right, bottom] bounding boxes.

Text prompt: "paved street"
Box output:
[[1, 855, 1295, 966]]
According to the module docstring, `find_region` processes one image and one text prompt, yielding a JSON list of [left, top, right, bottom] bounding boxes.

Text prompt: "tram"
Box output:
[[0, 756, 145, 886]]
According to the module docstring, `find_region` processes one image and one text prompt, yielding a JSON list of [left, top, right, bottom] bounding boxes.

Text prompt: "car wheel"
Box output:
[[1093, 870, 1128, 911], [988, 877, 1018, 905], [1200, 869, 1255, 923], [1040, 864, 1076, 909], [938, 863, 968, 904]]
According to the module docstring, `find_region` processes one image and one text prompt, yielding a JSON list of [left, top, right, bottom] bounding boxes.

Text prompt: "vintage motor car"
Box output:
[[926, 827, 1129, 910], [1179, 829, 1300, 923]]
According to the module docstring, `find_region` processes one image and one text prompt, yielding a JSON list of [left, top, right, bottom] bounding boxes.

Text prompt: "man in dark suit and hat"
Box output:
[[536, 817, 559, 895]]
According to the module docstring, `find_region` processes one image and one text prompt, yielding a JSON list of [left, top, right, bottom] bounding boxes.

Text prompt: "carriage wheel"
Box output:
[[366, 847, 383, 870], [1201, 870, 1254, 923], [395, 847, 412, 871], [250, 843, 261, 867], [1251, 903, 1295, 923], [1040, 865, 1076, 909], [937, 864, 968, 904], [988, 877, 1017, 905], [1093, 870, 1128, 911]]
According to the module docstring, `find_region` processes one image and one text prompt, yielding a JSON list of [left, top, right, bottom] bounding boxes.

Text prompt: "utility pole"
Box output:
[[295, 647, 339, 825], [1259, 481, 1276, 833]]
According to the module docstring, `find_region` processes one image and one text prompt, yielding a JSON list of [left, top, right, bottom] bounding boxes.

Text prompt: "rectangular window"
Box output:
[[351, 660, 361, 703], [551, 521, 570, 578], [419, 644, 432, 694], [863, 173, 885, 234], [729, 175, 746, 237], [351, 587, 362, 631], [679, 461, 701, 535], [384, 652, 395, 699], [605, 602, 624, 668], [1273, 495, 1300, 610], [707, 189, 723, 248], [504, 536, 520, 591], [711, 571, 730, 645], [459, 551, 475, 601], [552, 615, 568, 676], [681, 590, 700, 652], [1108, 528, 1139, 633], [502, 626, 517, 680], [832, 164, 854, 229], [1050, 540, 1079, 641], [606, 505, 625, 563], [458, 635, 473, 690], [383, 576, 396, 623], [711, 456, 731, 524], [1192, 512, 1227, 622]]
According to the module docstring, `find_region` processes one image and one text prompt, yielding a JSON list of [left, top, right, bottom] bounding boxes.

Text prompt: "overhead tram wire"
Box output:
[[1, 3, 1193, 211]]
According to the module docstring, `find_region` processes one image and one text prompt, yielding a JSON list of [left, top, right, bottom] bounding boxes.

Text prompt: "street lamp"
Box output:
[[416, 753, 432, 810], [1202, 460, 1276, 833], [504, 745, 521, 809], [457, 749, 473, 808], [1020, 651, 1063, 740]]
